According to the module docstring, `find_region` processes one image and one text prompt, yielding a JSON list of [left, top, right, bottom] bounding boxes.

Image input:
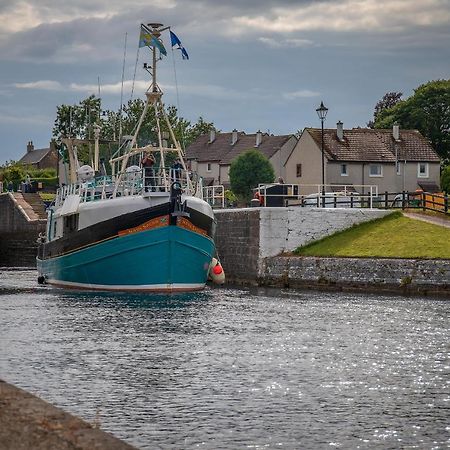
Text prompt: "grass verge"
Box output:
[[294, 211, 450, 259]]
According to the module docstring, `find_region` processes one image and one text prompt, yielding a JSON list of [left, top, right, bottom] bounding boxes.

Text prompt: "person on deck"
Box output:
[[141, 151, 156, 192], [171, 158, 183, 183]]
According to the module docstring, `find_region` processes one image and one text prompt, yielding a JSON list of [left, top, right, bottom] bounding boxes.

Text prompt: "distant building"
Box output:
[[185, 130, 297, 188], [286, 123, 441, 194], [18, 141, 58, 171]]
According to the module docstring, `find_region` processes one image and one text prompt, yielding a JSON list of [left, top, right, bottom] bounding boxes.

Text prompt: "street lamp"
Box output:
[[316, 101, 328, 207]]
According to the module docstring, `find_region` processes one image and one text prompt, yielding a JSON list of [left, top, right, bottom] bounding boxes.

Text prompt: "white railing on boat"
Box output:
[[203, 185, 225, 208], [55, 168, 204, 207]]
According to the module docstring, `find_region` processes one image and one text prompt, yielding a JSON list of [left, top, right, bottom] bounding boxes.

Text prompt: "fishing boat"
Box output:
[[37, 23, 223, 292]]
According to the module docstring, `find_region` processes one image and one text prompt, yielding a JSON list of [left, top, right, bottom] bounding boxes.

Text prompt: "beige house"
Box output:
[[285, 123, 441, 195], [186, 130, 297, 188]]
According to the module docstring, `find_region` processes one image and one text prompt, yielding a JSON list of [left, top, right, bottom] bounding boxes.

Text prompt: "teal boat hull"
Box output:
[[37, 225, 215, 292]]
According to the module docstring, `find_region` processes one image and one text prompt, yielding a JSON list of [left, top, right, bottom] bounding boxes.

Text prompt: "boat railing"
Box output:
[[203, 184, 225, 208], [55, 168, 201, 205]]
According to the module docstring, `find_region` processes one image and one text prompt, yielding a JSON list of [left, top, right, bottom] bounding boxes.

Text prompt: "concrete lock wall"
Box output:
[[215, 207, 449, 295], [0, 193, 46, 266], [258, 207, 392, 259], [215, 207, 392, 270]]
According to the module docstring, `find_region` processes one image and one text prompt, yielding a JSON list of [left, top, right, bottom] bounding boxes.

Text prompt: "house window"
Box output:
[[296, 164, 302, 177], [396, 161, 401, 175], [417, 162, 429, 178], [369, 164, 383, 177], [206, 163, 212, 172], [341, 164, 348, 176]]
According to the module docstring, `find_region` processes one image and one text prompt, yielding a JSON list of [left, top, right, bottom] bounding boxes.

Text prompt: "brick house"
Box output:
[[285, 123, 441, 194], [18, 141, 58, 171], [185, 129, 298, 188]]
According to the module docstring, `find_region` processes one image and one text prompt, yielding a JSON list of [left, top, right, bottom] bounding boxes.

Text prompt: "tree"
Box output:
[[52, 95, 215, 168], [441, 165, 450, 194], [183, 117, 215, 148], [367, 91, 403, 128], [0, 161, 25, 191], [229, 150, 275, 202], [373, 80, 450, 163]]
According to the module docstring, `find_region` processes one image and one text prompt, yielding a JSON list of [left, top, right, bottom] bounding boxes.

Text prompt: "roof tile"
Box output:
[[307, 128, 440, 162], [186, 132, 293, 164]]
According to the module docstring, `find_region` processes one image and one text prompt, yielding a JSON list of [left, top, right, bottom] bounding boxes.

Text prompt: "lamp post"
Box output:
[[316, 101, 328, 207]]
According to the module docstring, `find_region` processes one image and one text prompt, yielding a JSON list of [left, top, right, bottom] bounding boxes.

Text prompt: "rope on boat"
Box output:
[[170, 37, 186, 151], [118, 32, 128, 144], [130, 44, 140, 102]]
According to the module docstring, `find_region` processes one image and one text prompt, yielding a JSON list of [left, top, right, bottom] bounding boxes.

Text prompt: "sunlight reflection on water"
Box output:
[[0, 269, 448, 449]]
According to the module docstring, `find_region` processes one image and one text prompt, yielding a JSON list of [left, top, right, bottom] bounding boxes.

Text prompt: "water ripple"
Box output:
[[0, 269, 448, 449]]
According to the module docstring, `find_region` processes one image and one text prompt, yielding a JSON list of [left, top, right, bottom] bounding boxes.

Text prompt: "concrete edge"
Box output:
[[5, 192, 47, 223], [0, 380, 137, 450]]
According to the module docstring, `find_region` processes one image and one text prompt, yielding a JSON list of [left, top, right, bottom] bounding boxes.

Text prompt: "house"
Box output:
[[18, 141, 58, 171], [285, 123, 441, 195], [185, 129, 297, 188]]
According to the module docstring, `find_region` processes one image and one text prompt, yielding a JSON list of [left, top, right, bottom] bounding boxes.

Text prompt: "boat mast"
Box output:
[[112, 23, 193, 195]]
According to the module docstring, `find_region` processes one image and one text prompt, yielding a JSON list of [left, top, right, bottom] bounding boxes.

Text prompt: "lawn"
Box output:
[[294, 212, 450, 259]]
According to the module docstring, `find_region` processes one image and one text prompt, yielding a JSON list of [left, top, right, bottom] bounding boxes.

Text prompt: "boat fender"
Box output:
[[208, 258, 225, 285]]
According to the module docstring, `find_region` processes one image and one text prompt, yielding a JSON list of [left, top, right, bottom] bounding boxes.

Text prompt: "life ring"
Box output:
[[254, 191, 264, 206]]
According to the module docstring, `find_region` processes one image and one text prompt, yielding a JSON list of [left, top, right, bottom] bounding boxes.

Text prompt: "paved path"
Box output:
[[403, 212, 450, 228]]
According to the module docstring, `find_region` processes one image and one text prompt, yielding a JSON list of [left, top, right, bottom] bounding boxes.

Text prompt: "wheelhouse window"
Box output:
[[63, 214, 79, 236], [341, 164, 348, 176], [417, 162, 429, 178], [296, 164, 302, 177], [369, 164, 383, 177]]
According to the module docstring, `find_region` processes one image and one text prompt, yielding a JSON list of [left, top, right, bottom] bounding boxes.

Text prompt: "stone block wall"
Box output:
[[262, 256, 450, 296], [214, 209, 260, 284]]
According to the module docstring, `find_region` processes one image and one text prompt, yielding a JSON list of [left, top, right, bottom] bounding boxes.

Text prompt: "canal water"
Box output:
[[0, 269, 448, 449]]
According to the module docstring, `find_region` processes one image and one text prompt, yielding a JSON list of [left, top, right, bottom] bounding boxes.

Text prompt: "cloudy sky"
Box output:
[[1, 0, 449, 163]]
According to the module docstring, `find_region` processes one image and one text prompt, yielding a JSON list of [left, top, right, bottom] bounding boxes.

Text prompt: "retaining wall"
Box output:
[[215, 207, 450, 296]]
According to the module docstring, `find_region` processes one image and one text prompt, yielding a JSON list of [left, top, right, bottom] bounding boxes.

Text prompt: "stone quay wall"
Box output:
[[262, 256, 450, 296], [215, 207, 449, 296], [0, 193, 46, 266]]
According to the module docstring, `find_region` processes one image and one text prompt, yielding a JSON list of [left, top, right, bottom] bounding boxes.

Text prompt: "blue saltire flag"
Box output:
[[139, 24, 167, 56], [170, 30, 189, 60]]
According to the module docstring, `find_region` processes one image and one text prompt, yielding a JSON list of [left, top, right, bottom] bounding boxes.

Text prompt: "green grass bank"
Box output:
[[294, 212, 450, 259]]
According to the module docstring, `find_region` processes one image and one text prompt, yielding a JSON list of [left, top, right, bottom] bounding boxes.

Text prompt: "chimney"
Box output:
[[231, 129, 238, 146], [255, 130, 262, 147], [209, 128, 216, 143], [336, 121, 344, 141], [393, 122, 400, 141], [26, 141, 34, 153]]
